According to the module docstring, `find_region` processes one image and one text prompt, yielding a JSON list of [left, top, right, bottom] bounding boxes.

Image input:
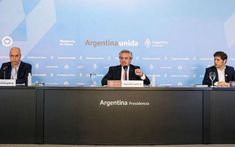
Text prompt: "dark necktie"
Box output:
[[124, 70, 127, 80], [123, 66, 128, 80]]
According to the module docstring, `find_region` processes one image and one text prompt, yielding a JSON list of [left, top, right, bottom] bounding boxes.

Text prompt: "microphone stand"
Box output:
[[4, 71, 6, 79], [2, 66, 8, 79]]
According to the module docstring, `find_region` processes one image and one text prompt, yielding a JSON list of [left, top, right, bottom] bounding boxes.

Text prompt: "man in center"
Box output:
[[101, 49, 150, 86]]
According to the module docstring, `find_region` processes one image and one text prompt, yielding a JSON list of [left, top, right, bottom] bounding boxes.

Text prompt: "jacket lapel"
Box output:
[[129, 65, 135, 80], [225, 66, 229, 82], [117, 65, 122, 80], [212, 66, 219, 82], [17, 62, 23, 79]]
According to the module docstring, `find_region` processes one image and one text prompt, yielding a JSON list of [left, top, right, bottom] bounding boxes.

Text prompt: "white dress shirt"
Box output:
[[217, 67, 226, 82], [11, 62, 21, 80], [121, 66, 146, 80], [214, 66, 226, 86], [121, 66, 129, 81]]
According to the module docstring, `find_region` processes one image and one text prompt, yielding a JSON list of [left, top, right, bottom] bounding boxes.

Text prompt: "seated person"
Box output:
[[101, 49, 150, 86], [202, 51, 235, 87], [0, 47, 32, 85]]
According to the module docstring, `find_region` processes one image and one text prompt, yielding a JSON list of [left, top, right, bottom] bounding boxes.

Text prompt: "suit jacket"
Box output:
[[0, 61, 32, 85], [202, 65, 235, 86], [101, 64, 150, 86]]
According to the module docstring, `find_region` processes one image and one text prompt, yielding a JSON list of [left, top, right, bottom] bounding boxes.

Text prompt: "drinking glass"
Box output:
[[90, 73, 97, 86], [209, 72, 216, 87]]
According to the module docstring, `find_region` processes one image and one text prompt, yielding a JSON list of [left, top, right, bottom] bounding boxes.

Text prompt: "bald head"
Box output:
[[9, 47, 21, 67]]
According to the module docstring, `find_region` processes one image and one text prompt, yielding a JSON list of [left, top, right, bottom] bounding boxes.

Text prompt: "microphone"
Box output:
[[2, 66, 8, 79], [123, 66, 128, 71], [3, 66, 8, 71]]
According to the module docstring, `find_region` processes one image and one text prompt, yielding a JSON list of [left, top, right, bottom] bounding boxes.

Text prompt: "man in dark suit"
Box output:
[[202, 51, 235, 87], [0, 47, 32, 85], [101, 49, 150, 86]]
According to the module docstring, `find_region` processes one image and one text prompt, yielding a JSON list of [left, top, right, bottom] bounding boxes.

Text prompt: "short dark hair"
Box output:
[[213, 51, 227, 60]]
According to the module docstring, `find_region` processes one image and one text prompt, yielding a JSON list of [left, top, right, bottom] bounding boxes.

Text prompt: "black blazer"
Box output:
[[0, 61, 32, 85], [202, 65, 235, 86], [101, 64, 150, 86]]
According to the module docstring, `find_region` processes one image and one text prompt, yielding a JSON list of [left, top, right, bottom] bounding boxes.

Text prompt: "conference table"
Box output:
[[0, 86, 235, 145]]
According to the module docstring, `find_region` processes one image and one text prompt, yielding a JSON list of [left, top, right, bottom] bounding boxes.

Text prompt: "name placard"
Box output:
[[230, 81, 235, 87], [121, 80, 144, 87], [0, 79, 16, 86], [107, 80, 121, 87]]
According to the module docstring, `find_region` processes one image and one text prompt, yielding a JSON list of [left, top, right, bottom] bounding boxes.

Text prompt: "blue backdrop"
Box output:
[[1, 0, 235, 86]]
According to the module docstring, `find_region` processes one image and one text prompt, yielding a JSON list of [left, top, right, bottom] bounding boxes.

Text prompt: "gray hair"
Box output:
[[119, 49, 133, 59], [10, 47, 21, 55]]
